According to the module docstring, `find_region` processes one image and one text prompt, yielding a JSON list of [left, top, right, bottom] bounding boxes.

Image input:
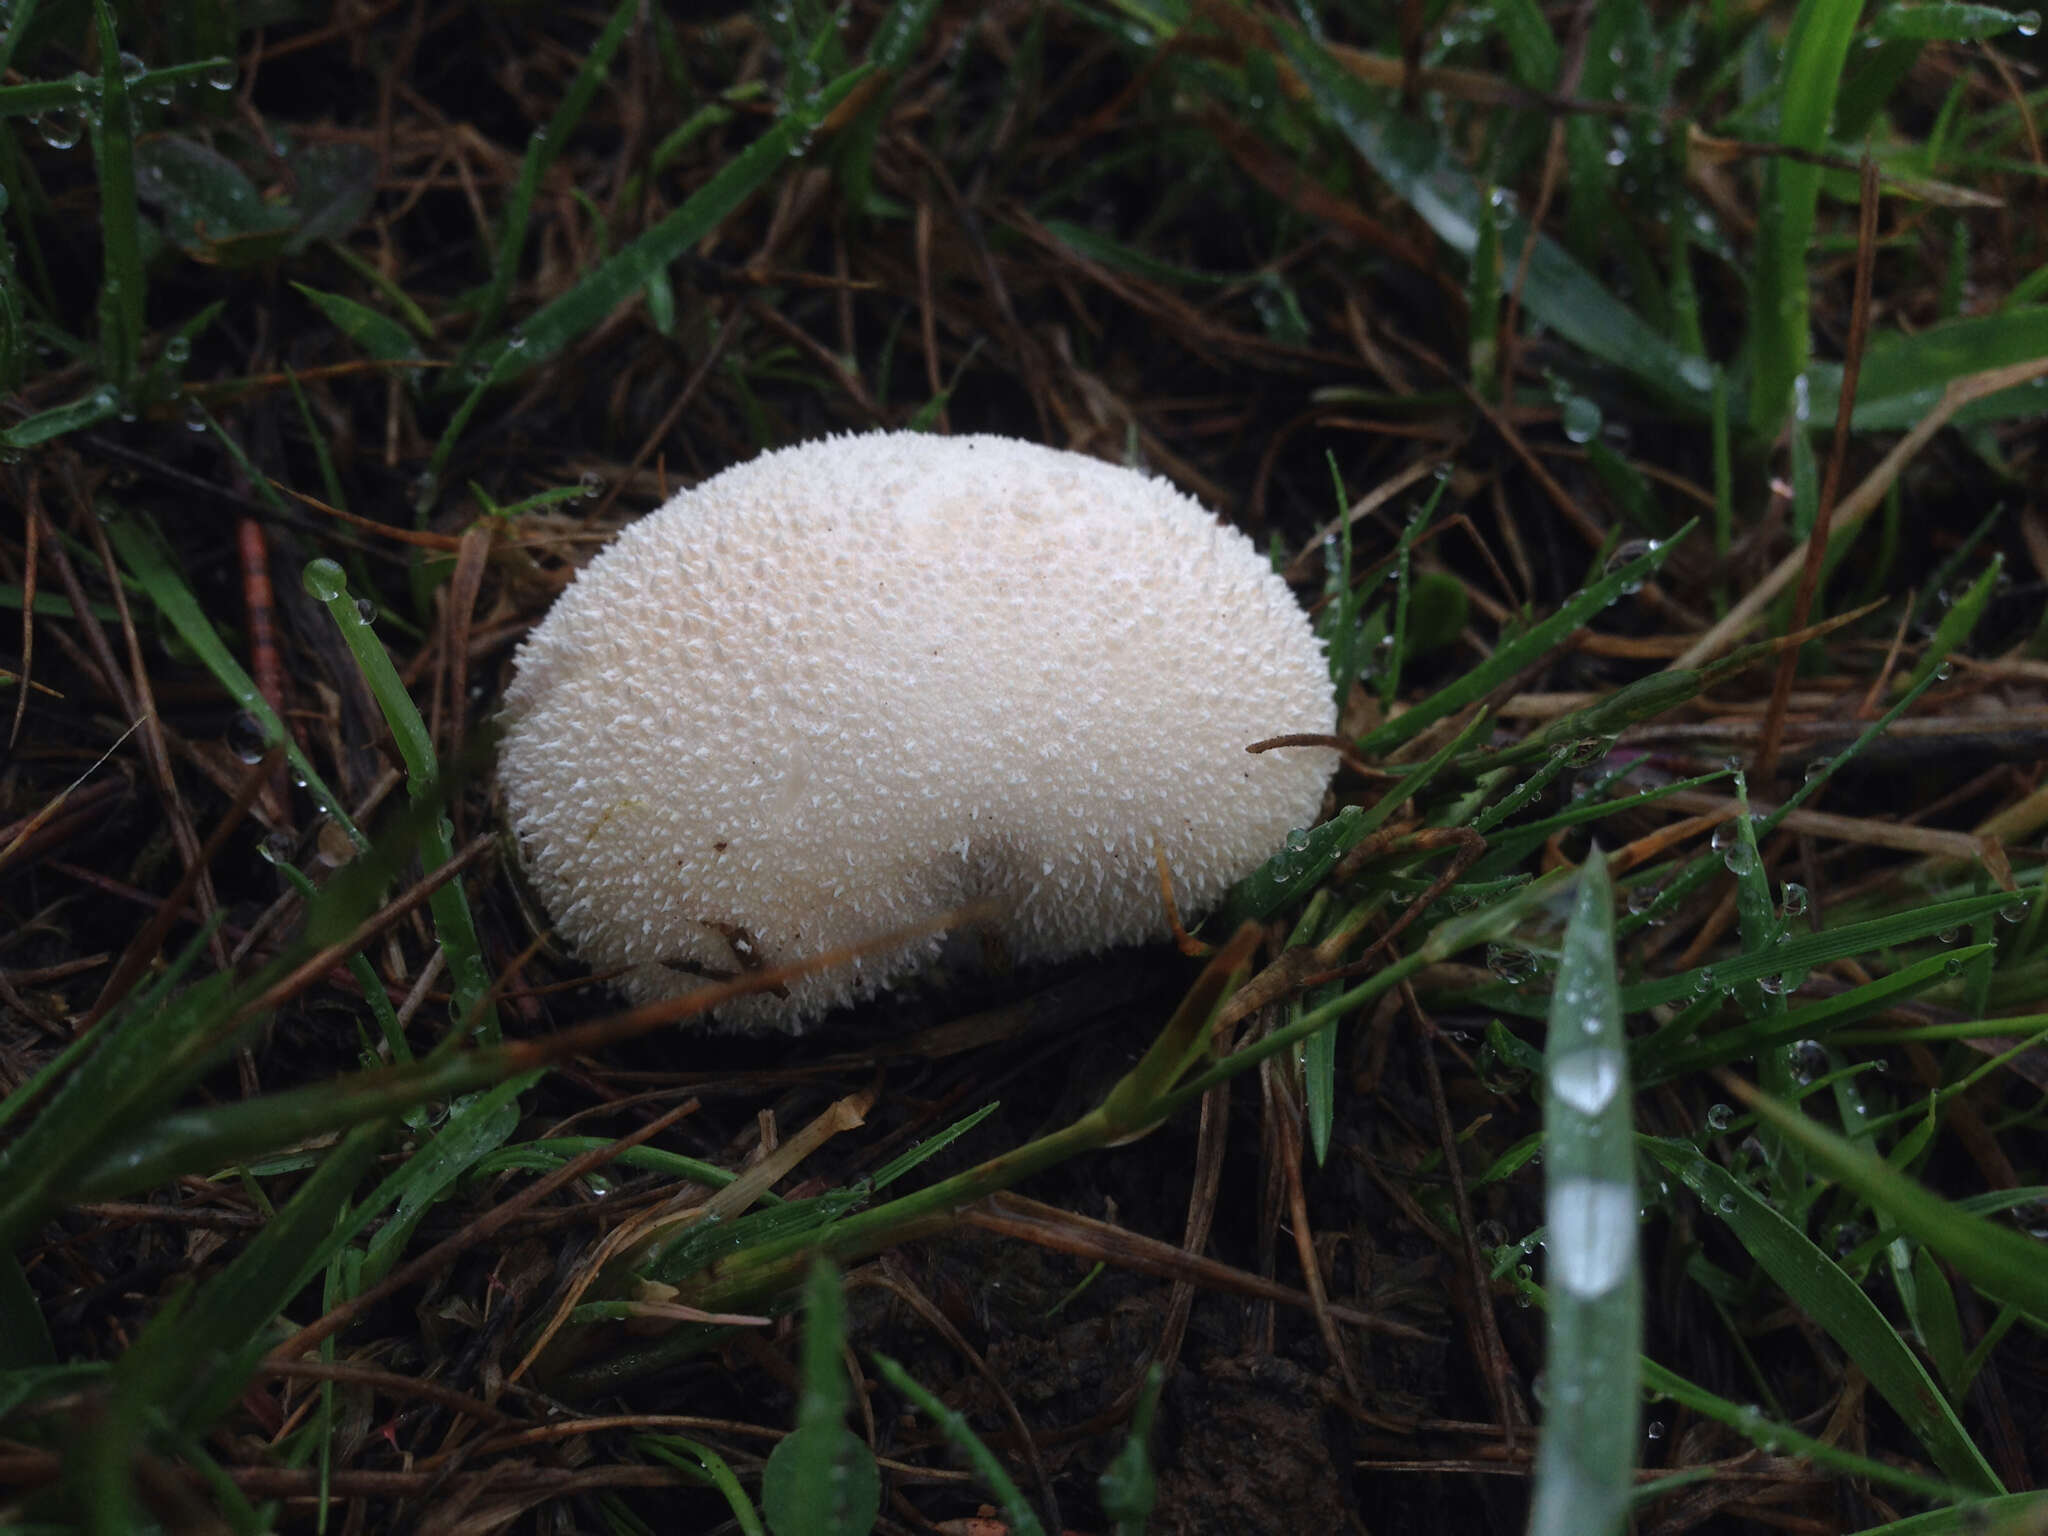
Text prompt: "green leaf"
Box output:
[[1871, 2, 2042, 38], [290, 282, 425, 363], [134, 136, 297, 266], [1803, 309, 2048, 431], [761, 1261, 881, 1536]]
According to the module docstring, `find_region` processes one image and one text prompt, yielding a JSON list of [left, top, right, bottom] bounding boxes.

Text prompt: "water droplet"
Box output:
[[35, 104, 84, 149], [1933, 661, 1953, 681], [353, 596, 377, 625], [182, 396, 209, 432], [1706, 1103, 1733, 1132], [259, 829, 295, 865], [1716, 1193, 1738, 1216], [1626, 884, 1660, 916], [119, 51, 146, 81], [1938, 926, 1959, 945], [1779, 882, 1808, 918], [1548, 1178, 1635, 1297], [1475, 1219, 1508, 1251], [1788, 1040, 1827, 1083], [1605, 538, 1653, 591], [226, 712, 267, 763], [1943, 955, 1964, 978], [164, 335, 191, 365], [1550, 1048, 1624, 1115], [1646, 1420, 1666, 1441], [1693, 967, 1717, 995], [1560, 394, 1602, 444], [1997, 901, 2027, 925], [505, 327, 527, 352], [302, 558, 347, 602], [2017, 9, 2041, 34], [579, 469, 603, 499], [205, 58, 237, 91], [1486, 943, 1539, 986]]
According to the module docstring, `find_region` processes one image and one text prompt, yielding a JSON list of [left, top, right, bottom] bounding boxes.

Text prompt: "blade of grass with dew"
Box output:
[[873, 1349, 1046, 1536], [459, 0, 640, 356], [1803, 308, 2048, 433], [1289, 891, 1344, 1164], [1636, 1356, 1984, 1505], [1644, 1139, 2002, 1493], [104, 511, 367, 850], [1904, 556, 1999, 697], [636, 1438, 767, 1536], [1640, 946, 1993, 1084], [88, 0, 142, 395], [1470, 768, 1734, 878], [1276, 27, 1714, 413], [1356, 527, 1690, 759], [1460, 892, 2022, 1022], [1853, 1491, 2048, 1535], [1732, 1082, 2048, 1319], [1748, 0, 1862, 437], [1528, 850, 1640, 1536], [302, 557, 498, 1041], [1620, 658, 1956, 939], [290, 281, 426, 366], [760, 1261, 881, 1536], [1725, 774, 1813, 1209], [428, 62, 869, 495], [1376, 474, 1452, 714], [355, 1077, 536, 1289], [1217, 711, 1491, 928], [0, 384, 124, 449]]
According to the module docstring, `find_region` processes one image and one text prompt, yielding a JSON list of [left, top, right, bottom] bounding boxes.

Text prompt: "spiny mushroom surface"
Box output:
[[500, 432, 1338, 1029]]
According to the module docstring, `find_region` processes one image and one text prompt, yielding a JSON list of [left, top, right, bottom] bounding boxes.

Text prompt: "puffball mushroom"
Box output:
[[500, 432, 1337, 1030]]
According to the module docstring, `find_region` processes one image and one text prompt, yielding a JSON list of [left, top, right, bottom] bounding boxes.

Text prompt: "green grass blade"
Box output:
[[302, 558, 498, 1041], [105, 511, 366, 850], [1528, 850, 1640, 1536], [1356, 528, 1690, 759], [1749, 0, 1862, 436], [1645, 1139, 2003, 1493], [89, 0, 143, 395], [462, 0, 641, 352], [1281, 30, 1712, 412], [1734, 1085, 2048, 1321], [873, 1350, 1045, 1536]]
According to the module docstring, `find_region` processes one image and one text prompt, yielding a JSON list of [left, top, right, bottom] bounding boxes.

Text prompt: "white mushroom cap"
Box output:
[[500, 432, 1337, 1030]]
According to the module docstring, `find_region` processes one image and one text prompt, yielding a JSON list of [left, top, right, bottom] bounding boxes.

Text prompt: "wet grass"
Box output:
[[2, 1, 2046, 1531]]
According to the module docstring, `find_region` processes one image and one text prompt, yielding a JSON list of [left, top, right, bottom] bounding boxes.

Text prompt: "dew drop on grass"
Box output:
[[1548, 1178, 1634, 1297], [226, 712, 267, 763], [1486, 942, 1539, 985], [205, 58, 237, 91], [34, 104, 84, 149], [579, 469, 604, 499], [302, 557, 347, 602], [1705, 1103, 1733, 1132], [1560, 394, 1602, 443], [1779, 881, 1807, 918], [164, 335, 191, 365], [355, 596, 377, 626], [1549, 1048, 1623, 1115]]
